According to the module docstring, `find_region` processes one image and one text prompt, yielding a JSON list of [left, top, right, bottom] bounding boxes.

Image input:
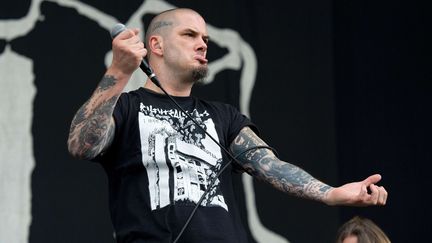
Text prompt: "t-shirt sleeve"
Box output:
[[112, 92, 130, 138], [223, 104, 259, 173], [225, 104, 259, 145], [91, 92, 129, 163]]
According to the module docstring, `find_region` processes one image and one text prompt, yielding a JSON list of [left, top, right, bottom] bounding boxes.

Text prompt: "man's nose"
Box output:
[[196, 39, 207, 53]]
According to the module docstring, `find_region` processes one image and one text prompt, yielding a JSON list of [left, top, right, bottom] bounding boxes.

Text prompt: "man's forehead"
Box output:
[[149, 9, 208, 37], [174, 12, 208, 34], [176, 24, 208, 35]]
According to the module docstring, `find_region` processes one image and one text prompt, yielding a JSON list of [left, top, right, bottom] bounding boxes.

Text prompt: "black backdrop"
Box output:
[[1, 0, 430, 242], [334, 1, 432, 242]]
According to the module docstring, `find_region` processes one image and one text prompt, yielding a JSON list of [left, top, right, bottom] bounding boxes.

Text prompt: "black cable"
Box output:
[[172, 145, 278, 243], [147, 67, 279, 243], [110, 24, 278, 242], [150, 75, 244, 165]]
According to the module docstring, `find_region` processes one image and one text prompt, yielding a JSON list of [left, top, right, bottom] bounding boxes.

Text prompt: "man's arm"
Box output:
[[230, 126, 332, 202], [67, 28, 146, 160], [67, 75, 120, 160], [230, 127, 387, 206]]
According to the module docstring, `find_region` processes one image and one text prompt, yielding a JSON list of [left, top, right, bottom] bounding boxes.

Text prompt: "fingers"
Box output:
[[115, 28, 140, 40], [367, 184, 388, 206], [362, 174, 387, 206], [368, 184, 379, 204], [363, 174, 382, 185], [125, 35, 143, 46], [114, 28, 144, 51], [131, 28, 140, 36], [113, 28, 145, 54], [110, 27, 147, 75], [378, 186, 387, 205]]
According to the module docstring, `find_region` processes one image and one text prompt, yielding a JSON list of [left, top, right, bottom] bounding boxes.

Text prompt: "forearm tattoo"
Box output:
[[230, 127, 332, 202], [67, 75, 118, 160]]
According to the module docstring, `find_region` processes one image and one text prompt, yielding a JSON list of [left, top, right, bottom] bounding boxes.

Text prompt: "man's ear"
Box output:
[[148, 36, 163, 56]]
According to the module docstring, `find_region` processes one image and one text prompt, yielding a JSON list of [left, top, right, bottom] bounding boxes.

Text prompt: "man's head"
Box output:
[[145, 8, 209, 84]]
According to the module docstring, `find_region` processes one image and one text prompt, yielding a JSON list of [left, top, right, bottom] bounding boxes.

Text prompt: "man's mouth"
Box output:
[[194, 55, 208, 64]]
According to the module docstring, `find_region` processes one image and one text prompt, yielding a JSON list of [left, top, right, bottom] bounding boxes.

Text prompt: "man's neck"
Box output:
[[144, 60, 196, 96], [144, 78, 193, 97]]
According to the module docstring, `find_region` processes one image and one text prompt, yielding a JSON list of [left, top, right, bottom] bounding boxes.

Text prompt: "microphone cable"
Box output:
[[110, 24, 278, 243], [149, 73, 278, 243], [172, 145, 278, 243]]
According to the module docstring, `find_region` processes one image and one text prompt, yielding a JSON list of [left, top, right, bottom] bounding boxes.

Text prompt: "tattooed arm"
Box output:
[[67, 75, 121, 160], [67, 28, 146, 160], [230, 127, 388, 206]]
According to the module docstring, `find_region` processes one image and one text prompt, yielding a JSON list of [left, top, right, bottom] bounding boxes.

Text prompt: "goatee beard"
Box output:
[[191, 65, 208, 85]]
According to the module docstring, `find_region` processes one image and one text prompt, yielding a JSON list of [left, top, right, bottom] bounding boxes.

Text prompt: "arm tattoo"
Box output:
[[98, 75, 117, 91], [67, 75, 118, 160], [230, 127, 332, 202]]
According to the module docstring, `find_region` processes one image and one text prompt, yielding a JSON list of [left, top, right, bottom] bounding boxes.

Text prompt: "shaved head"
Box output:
[[145, 8, 203, 59], [144, 8, 209, 84]]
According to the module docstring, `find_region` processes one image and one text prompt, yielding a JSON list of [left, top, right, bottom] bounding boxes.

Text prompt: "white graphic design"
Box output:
[[0, 0, 289, 242], [138, 104, 227, 211]]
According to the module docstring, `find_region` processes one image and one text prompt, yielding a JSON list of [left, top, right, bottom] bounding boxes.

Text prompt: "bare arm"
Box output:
[[67, 75, 120, 160], [230, 127, 332, 202], [67, 28, 146, 160], [230, 127, 388, 206]]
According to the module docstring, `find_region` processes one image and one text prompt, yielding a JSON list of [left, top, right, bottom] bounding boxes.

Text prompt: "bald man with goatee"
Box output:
[[67, 8, 387, 243]]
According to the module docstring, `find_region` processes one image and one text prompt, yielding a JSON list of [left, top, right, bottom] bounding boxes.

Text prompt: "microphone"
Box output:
[[110, 23, 161, 87]]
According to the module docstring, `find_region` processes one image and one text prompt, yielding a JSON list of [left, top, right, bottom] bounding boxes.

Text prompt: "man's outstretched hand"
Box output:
[[324, 174, 388, 206]]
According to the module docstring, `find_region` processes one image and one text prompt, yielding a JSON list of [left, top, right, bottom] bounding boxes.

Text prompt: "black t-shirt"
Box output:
[[96, 88, 257, 243]]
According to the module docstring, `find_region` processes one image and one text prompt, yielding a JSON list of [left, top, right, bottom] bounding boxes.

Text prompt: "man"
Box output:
[[67, 8, 387, 243]]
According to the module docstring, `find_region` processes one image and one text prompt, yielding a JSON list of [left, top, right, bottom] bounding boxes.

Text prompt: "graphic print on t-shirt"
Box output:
[[138, 103, 228, 212]]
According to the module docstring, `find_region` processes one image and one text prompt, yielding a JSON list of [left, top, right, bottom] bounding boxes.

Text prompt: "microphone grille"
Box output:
[[110, 23, 126, 39]]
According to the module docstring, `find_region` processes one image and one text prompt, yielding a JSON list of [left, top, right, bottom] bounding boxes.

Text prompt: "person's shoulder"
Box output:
[[195, 97, 236, 110], [123, 87, 145, 96], [119, 87, 148, 101], [114, 88, 148, 112], [193, 97, 234, 107], [194, 98, 242, 117]]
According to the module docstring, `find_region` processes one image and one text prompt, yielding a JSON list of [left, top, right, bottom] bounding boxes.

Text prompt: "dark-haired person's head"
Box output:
[[336, 216, 390, 243]]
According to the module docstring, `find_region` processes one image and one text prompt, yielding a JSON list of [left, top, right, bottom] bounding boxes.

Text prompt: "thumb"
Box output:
[[363, 174, 382, 185], [130, 28, 140, 36], [117, 28, 140, 40]]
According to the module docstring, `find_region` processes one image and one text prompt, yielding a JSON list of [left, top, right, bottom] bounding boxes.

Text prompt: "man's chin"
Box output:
[[191, 66, 209, 84]]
